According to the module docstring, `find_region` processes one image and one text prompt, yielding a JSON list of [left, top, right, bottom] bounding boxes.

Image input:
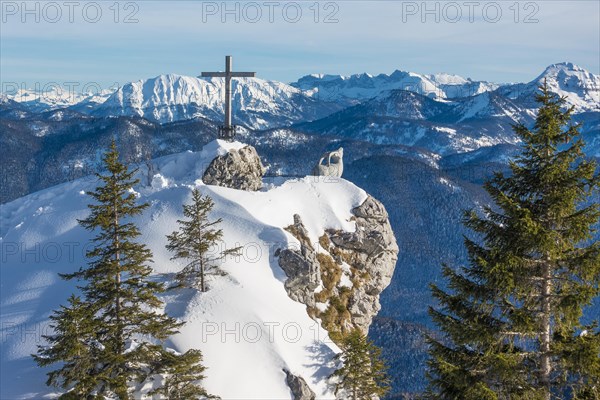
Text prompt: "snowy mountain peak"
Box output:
[[291, 68, 499, 104], [94, 73, 339, 128], [1, 139, 398, 398], [426, 73, 470, 85], [535, 62, 598, 86], [498, 62, 600, 112], [541, 61, 588, 74]]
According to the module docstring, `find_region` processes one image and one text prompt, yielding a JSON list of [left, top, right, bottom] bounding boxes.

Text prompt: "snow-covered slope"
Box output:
[[0, 140, 369, 399], [453, 91, 526, 122], [93, 74, 340, 128]]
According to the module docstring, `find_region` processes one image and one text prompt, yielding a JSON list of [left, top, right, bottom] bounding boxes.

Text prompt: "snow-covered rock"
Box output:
[[202, 141, 266, 191], [284, 369, 317, 400], [0, 140, 392, 399], [277, 195, 398, 334]]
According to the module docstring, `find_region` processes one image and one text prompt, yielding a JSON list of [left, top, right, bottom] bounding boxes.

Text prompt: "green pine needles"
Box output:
[[426, 82, 600, 399], [166, 188, 240, 292], [148, 349, 209, 399], [33, 141, 208, 399], [329, 329, 390, 399]]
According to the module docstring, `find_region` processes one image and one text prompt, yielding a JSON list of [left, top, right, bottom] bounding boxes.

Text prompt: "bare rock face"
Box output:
[[202, 145, 266, 191], [328, 196, 398, 332], [275, 215, 320, 308], [283, 369, 316, 400], [277, 195, 398, 335]]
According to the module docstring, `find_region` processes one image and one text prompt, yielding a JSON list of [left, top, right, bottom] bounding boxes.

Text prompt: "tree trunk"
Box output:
[[540, 146, 553, 400], [114, 187, 122, 353], [540, 260, 551, 399], [113, 187, 127, 399], [200, 259, 205, 292]]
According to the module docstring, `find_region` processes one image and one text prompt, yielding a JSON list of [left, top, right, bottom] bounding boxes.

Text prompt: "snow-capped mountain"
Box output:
[[295, 89, 527, 154], [499, 62, 600, 112], [2, 62, 597, 202], [92, 74, 342, 128], [426, 73, 500, 99], [0, 140, 382, 399], [293, 63, 598, 154], [4, 63, 596, 132], [6, 87, 114, 113], [290, 70, 499, 104], [292, 63, 599, 113]]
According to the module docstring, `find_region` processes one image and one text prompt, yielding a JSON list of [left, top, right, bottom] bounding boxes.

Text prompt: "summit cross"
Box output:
[[201, 55, 256, 141]]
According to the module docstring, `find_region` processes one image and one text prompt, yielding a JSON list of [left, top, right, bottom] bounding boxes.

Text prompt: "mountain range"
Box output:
[[6, 62, 598, 124], [1, 61, 598, 398]]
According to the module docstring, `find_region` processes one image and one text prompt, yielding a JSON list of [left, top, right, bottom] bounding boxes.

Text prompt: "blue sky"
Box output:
[[1, 0, 599, 90]]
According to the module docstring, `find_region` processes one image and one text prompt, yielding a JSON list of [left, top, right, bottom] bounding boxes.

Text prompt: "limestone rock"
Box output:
[[312, 147, 344, 177], [277, 195, 398, 335], [283, 369, 316, 400], [202, 145, 265, 191], [276, 215, 320, 308]]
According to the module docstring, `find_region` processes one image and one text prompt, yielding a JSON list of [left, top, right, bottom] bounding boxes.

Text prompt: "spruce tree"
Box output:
[[32, 295, 99, 398], [329, 329, 390, 399], [33, 141, 189, 399], [166, 188, 240, 292], [149, 349, 209, 400], [426, 82, 600, 399]]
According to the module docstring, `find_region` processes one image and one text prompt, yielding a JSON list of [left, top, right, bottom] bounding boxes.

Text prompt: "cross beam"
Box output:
[[201, 56, 256, 141]]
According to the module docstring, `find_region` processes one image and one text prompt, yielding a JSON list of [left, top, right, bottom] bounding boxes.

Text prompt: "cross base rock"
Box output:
[[219, 125, 237, 142]]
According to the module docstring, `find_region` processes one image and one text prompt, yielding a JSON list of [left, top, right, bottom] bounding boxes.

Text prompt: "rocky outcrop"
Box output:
[[275, 215, 320, 308], [312, 147, 344, 177], [283, 369, 316, 400], [277, 195, 398, 335], [202, 145, 265, 191], [327, 196, 398, 331]]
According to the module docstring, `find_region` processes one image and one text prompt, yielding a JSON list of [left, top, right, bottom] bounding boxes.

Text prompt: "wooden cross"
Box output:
[[201, 56, 256, 141]]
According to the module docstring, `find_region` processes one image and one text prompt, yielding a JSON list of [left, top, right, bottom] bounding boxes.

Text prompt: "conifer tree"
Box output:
[[149, 349, 209, 400], [32, 295, 99, 398], [329, 329, 390, 399], [33, 141, 203, 399], [166, 188, 240, 291], [426, 82, 600, 399]]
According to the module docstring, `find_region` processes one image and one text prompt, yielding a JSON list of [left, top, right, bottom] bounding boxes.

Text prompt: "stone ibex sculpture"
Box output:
[[312, 147, 344, 177]]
